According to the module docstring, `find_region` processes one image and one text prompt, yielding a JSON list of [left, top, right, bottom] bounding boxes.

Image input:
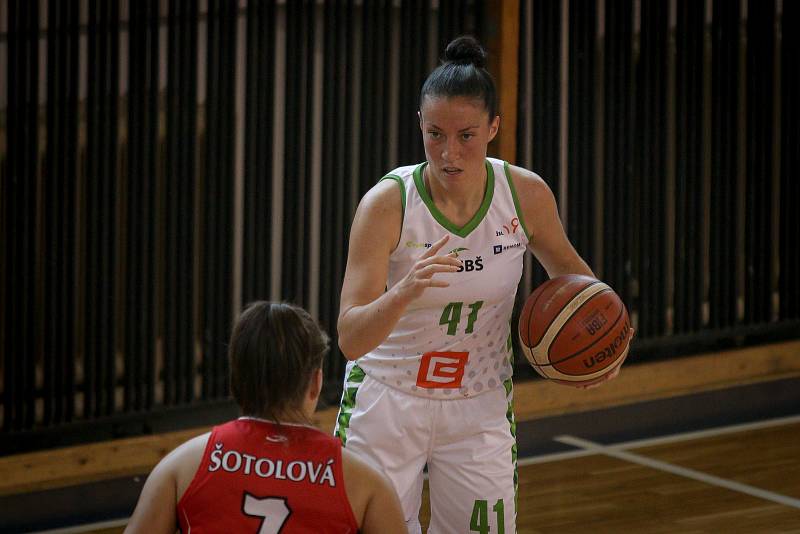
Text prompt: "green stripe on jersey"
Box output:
[[413, 160, 495, 238], [504, 161, 531, 240], [334, 363, 366, 445], [380, 174, 406, 221]]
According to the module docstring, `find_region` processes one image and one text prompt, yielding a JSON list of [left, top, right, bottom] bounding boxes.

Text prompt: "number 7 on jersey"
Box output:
[[243, 493, 291, 534]]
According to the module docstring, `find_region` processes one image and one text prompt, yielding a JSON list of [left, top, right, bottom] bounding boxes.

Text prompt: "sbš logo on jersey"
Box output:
[[416, 351, 469, 388]]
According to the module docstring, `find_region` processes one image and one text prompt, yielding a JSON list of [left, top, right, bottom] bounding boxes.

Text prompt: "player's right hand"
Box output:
[[574, 328, 633, 389], [394, 235, 462, 302]]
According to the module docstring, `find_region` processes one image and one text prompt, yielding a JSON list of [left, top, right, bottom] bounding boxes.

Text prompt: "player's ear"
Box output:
[[308, 367, 323, 402], [488, 115, 500, 142]]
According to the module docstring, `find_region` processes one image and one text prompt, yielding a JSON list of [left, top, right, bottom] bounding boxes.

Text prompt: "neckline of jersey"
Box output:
[[238, 416, 317, 430], [413, 159, 495, 238]]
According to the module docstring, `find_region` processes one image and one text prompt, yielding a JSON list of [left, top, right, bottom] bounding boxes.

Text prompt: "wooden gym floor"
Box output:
[[1, 341, 799, 533]]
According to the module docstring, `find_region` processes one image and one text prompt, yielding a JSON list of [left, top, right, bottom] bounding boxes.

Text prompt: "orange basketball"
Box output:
[[518, 274, 632, 386]]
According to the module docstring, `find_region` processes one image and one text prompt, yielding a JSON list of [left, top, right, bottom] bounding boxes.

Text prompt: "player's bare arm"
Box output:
[[508, 165, 594, 278], [124, 450, 180, 534], [338, 180, 461, 359], [125, 433, 208, 534], [509, 165, 626, 388]]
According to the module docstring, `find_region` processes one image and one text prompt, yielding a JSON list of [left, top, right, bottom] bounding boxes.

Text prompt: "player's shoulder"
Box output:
[[361, 177, 404, 211], [505, 163, 548, 189], [164, 431, 211, 466], [361, 164, 418, 207], [341, 447, 390, 492], [505, 164, 556, 205], [160, 431, 211, 498], [352, 167, 414, 233]]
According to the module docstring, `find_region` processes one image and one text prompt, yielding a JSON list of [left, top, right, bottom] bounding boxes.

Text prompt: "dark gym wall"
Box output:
[[0, 0, 487, 453], [1, 0, 798, 453], [516, 0, 799, 348]]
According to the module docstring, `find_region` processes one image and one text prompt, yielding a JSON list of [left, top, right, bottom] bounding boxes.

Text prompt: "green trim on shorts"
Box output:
[[506, 319, 515, 366], [334, 363, 366, 446], [504, 377, 518, 514]]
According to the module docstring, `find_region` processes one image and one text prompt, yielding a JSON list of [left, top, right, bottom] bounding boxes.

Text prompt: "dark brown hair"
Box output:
[[228, 301, 329, 421], [420, 35, 498, 119]]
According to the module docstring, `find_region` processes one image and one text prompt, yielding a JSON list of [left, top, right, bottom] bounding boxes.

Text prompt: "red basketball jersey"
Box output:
[[177, 418, 359, 533]]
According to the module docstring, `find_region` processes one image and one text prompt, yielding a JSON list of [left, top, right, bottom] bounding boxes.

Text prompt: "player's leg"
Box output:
[[427, 381, 517, 534], [334, 362, 431, 533]]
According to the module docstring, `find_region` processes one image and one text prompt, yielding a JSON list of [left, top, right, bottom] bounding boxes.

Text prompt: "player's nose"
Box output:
[[442, 138, 459, 162]]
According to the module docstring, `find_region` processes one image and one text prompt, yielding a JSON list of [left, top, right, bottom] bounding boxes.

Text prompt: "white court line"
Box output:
[[600, 413, 800, 451], [518, 448, 596, 465], [32, 517, 128, 534], [555, 434, 800, 510], [517, 413, 800, 465]]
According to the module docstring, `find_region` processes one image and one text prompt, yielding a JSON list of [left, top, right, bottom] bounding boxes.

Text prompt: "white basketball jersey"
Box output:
[[356, 158, 530, 400]]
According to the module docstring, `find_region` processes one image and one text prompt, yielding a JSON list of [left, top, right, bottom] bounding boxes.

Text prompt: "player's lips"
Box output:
[[442, 166, 462, 175]]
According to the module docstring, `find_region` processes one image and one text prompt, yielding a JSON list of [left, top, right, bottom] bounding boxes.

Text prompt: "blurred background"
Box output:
[[1, 0, 798, 458]]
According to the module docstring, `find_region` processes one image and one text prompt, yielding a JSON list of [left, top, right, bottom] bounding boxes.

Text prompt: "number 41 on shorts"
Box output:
[[470, 498, 505, 533]]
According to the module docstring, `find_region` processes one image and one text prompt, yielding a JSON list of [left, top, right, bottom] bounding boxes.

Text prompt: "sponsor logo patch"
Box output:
[[493, 242, 522, 255], [502, 217, 520, 235], [416, 351, 469, 388]]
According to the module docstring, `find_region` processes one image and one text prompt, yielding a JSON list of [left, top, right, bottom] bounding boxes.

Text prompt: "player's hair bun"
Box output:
[[444, 35, 487, 68]]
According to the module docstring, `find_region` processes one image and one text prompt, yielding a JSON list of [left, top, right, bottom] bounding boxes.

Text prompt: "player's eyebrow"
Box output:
[[427, 123, 480, 132]]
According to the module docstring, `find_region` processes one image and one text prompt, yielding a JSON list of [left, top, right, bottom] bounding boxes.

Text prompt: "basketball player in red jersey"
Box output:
[[125, 301, 405, 534]]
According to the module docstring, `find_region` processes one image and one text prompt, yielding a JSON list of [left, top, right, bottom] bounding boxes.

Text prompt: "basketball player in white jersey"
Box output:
[[335, 36, 622, 534]]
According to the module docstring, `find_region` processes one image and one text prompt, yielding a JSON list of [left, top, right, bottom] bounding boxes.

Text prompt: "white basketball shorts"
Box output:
[[335, 361, 517, 534]]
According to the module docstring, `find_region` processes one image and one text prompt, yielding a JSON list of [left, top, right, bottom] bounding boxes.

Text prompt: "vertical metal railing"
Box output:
[[82, 0, 121, 420], [124, 0, 159, 414], [241, 0, 276, 305], [162, 0, 197, 407], [318, 0, 356, 394], [708, 0, 741, 330], [397, 0, 431, 166], [43, 0, 79, 426], [673, 0, 705, 334], [2, 0, 797, 452], [5, 0, 40, 432], [601, 0, 635, 310], [517, 0, 797, 350], [201, 0, 237, 400], [566, 0, 598, 269], [280, 0, 310, 307], [634, 0, 669, 338], [0, 0, 486, 449], [358, 0, 391, 196], [780, 0, 799, 322], [744, 0, 776, 325], [528, 0, 561, 290]]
